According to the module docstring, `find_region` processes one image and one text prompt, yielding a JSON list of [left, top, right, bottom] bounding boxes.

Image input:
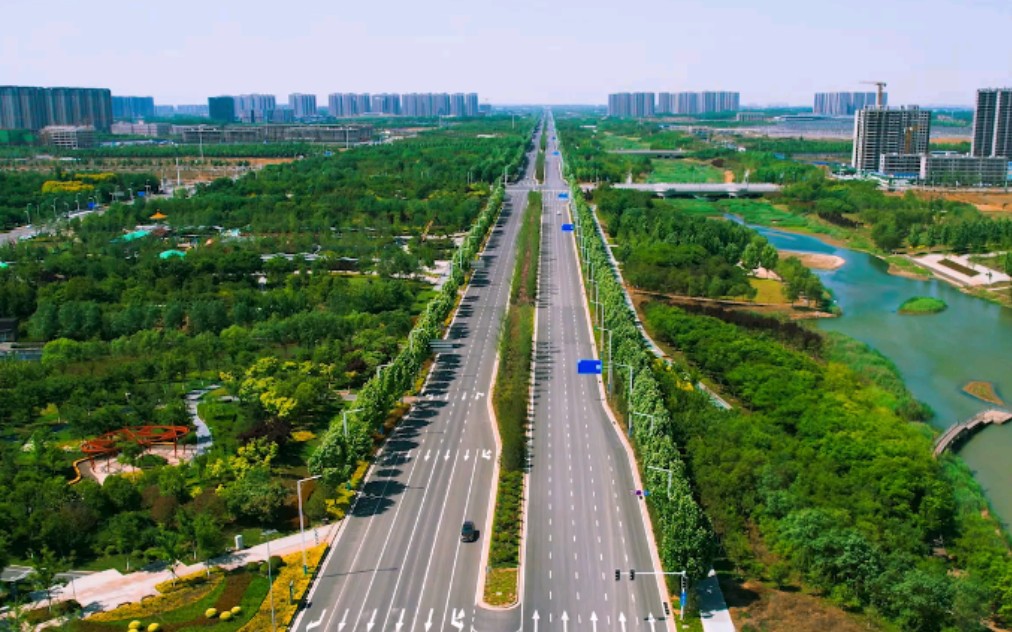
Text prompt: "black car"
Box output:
[[460, 520, 478, 542]]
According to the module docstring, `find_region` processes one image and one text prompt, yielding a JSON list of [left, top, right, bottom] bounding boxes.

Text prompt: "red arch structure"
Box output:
[[81, 425, 191, 460]]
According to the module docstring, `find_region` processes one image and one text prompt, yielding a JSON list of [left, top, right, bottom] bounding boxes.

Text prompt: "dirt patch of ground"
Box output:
[[723, 578, 883, 632], [724, 169, 735, 183], [898, 189, 1012, 215], [779, 250, 845, 270]]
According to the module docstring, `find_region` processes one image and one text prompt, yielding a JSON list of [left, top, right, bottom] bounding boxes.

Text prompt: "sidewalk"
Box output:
[[34, 523, 337, 617], [697, 570, 736, 632]]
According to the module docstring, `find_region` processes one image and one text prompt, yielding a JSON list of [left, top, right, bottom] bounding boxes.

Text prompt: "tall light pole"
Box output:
[[342, 407, 363, 439], [297, 475, 322, 575], [595, 326, 613, 394], [24, 204, 31, 225], [614, 362, 635, 412], [634, 412, 661, 437], [647, 465, 673, 498], [376, 362, 392, 379], [261, 531, 278, 632]]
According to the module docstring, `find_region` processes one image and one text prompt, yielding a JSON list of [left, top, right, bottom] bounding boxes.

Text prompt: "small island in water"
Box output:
[[962, 381, 1006, 406], [898, 296, 948, 314]]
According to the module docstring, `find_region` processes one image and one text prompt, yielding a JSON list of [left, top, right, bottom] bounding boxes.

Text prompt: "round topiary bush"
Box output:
[[147, 624, 160, 632], [205, 608, 218, 619], [220, 611, 232, 621], [128, 621, 142, 631], [231, 606, 242, 615]]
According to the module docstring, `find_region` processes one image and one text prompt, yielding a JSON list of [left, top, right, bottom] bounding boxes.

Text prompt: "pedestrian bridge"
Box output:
[[933, 409, 1012, 457]]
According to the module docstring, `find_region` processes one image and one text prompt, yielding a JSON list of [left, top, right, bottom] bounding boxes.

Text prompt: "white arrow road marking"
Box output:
[[336, 609, 348, 631], [590, 611, 598, 632], [619, 612, 627, 632], [451, 608, 465, 630], [424, 608, 434, 631], [365, 609, 377, 631], [532, 611, 540, 632], [561, 611, 569, 632], [306, 609, 327, 630], [464, 449, 470, 461], [474, 391, 484, 399], [481, 449, 492, 460], [444, 449, 451, 461], [424, 449, 431, 461]]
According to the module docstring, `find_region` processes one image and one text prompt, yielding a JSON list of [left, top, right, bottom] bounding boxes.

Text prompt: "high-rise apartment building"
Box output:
[[0, 86, 113, 131], [607, 93, 656, 118], [971, 88, 1012, 159], [234, 94, 277, 123], [208, 96, 236, 123], [465, 93, 479, 117], [176, 104, 209, 117], [112, 96, 155, 121], [654, 92, 740, 115], [288, 93, 318, 119], [814, 92, 885, 116], [852, 106, 931, 172]]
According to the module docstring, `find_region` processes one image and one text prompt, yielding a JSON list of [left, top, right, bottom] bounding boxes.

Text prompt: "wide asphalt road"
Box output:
[[293, 125, 544, 632], [519, 113, 671, 631]]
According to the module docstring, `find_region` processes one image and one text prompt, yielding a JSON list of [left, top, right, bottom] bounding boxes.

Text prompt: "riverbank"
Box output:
[[778, 250, 844, 270]]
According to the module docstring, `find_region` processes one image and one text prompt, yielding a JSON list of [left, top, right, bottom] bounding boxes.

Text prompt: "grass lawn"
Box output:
[[484, 568, 518, 607], [598, 133, 648, 150], [70, 570, 269, 631], [655, 198, 723, 217], [749, 278, 788, 304], [645, 159, 724, 184]]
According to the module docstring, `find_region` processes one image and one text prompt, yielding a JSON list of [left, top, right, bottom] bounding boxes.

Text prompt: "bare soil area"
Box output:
[[897, 189, 1012, 216], [723, 579, 883, 632], [779, 250, 845, 270]]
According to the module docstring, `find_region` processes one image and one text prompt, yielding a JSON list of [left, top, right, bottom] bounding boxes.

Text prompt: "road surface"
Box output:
[[519, 114, 670, 630], [293, 124, 544, 632]]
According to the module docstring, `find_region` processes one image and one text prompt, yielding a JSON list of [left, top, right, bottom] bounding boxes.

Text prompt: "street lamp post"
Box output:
[[595, 326, 613, 394], [297, 475, 322, 575], [647, 465, 673, 498], [376, 362, 392, 379], [261, 531, 278, 632], [342, 408, 363, 439], [24, 204, 31, 225], [613, 362, 634, 410], [634, 411, 661, 437]]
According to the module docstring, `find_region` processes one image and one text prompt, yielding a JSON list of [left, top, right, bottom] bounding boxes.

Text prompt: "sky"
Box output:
[[2, 0, 1009, 107]]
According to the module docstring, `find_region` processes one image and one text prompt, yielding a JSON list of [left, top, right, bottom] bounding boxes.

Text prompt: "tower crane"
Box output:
[[861, 81, 888, 107]]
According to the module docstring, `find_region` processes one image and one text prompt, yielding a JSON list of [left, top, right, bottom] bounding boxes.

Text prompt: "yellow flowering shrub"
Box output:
[[290, 430, 316, 443], [41, 180, 95, 194], [239, 544, 328, 632]]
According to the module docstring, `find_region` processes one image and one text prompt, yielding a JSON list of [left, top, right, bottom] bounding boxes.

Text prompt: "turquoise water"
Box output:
[[748, 224, 1012, 528]]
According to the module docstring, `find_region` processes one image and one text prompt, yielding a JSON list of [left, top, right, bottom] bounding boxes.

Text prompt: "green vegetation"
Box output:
[[643, 159, 723, 183], [898, 296, 948, 314], [0, 117, 533, 613], [485, 189, 542, 603], [644, 302, 1012, 630], [592, 187, 828, 306], [535, 150, 545, 184], [739, 137, 852, 155]]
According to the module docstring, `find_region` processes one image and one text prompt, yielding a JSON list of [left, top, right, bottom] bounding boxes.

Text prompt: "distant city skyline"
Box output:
[[2, 0, 1009, 106]]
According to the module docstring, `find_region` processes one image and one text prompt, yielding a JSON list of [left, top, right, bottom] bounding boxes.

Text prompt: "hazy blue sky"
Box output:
[[2, 0, 1009, 107]]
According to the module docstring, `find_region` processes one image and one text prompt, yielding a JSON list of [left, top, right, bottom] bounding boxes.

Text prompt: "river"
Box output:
[[748, 224, 1012, 528]]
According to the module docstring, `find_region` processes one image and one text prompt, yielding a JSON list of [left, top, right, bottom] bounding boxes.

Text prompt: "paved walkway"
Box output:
[[23, 523, 336, 617], [697, 571, 737, 632]]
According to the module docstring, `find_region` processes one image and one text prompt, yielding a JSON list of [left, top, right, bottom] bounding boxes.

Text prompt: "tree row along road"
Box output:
[[292, 127, 542, 632], [520, 114, 669, 630]]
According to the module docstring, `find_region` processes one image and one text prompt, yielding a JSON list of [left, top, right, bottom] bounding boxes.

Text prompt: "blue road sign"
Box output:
[[88, 202, 95, 210], [137, 191, 146, 198], [561, 223, 574, 232], [552, 151, 560, 156], [558, 192, 569, 200], [577, 359, 603, 375]]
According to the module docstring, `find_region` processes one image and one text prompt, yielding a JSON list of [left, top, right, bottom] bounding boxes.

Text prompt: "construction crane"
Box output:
[[861, 81, 888, 108]]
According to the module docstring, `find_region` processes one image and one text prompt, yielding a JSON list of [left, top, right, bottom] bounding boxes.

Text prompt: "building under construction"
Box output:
[[852, 106, 931, 172]]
